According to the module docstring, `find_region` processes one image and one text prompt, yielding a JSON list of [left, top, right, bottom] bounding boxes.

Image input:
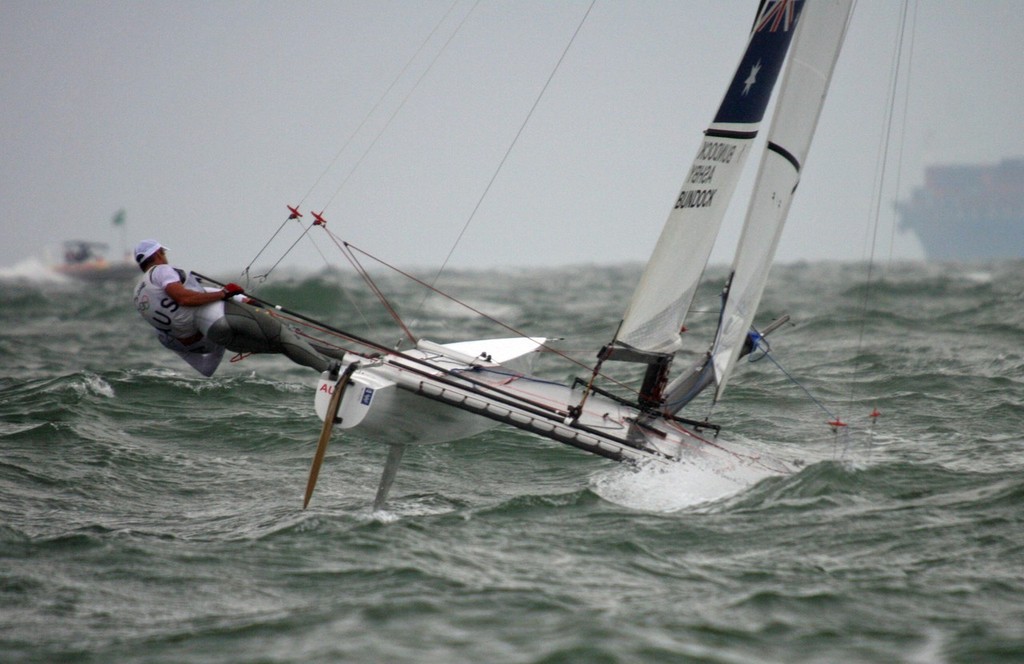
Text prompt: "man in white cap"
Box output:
[[132, 239, 335, 376]]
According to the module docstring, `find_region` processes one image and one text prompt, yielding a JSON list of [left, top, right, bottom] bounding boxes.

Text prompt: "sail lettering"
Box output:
[[688, 165, 716, 184], [697, 141, 736, 164], [674, 188, 716, 209]]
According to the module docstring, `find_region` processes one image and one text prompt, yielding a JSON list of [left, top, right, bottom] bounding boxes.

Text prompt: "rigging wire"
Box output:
[[304, 0, 466, 210], [319, 0, 483, 213], [241, 214, 296, 283], [751, 343, 841, 424], [847, 0, 914, 426], [328, 229, 417, 345], [886, 1, 918, 270], [235, 2, 473, 339], [231, 2, 637, 396], [243, 1, 481, 300], [252, 216, 331, 283], [242, 2, 601, 347], [339, 238, 643, 397], [240, 0, 465, 280], [415, 0, 599, 314]]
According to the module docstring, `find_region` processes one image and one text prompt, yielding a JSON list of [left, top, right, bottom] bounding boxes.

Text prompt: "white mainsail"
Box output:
[[617, 0, 805, 354], [711, 0, 855, 400]]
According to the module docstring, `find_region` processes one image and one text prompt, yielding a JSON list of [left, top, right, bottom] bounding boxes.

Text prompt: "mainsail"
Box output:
[[617, 0, 805, 354], [711, 0, 855, 400]]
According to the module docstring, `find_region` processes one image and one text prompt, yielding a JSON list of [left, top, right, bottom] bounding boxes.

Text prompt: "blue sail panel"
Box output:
[[713, 0, 804, 128]]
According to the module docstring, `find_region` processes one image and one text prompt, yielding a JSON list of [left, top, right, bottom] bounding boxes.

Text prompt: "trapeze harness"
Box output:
[[134, 264, 226, 376]]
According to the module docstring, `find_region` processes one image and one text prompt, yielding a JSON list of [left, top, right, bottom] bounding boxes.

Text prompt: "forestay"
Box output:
[[617, 0, 805, 354], [711, 0, 855, 400]]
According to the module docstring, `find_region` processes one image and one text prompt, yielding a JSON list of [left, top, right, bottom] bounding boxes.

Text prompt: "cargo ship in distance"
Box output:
[[898, 158, 1024, 261]]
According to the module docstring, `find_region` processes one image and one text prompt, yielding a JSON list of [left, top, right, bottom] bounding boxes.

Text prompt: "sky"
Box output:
[[2, 0, 1022, 276]]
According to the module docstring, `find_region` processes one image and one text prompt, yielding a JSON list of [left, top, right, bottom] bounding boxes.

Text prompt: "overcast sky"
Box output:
[[2, 0, 1022, 275]]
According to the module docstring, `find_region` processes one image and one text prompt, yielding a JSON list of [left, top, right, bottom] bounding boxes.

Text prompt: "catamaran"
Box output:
[[207, 0, 857, 509]]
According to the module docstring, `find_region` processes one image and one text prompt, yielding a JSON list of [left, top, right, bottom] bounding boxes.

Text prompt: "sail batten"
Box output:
[[767, 141, 802, 172], [711, 0, 855, 401], [617, 0, 806, 355]]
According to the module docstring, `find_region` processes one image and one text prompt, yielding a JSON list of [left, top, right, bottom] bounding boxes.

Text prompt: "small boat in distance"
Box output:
[[52, 240, 137, 282], [51, 209, 137, 281]]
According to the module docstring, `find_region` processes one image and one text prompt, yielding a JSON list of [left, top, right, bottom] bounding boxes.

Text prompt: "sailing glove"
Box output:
[[223, 283, 245, 299]]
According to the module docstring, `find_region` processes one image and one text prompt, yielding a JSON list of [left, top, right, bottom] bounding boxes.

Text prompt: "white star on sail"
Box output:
[[742, 60, 762, 95]]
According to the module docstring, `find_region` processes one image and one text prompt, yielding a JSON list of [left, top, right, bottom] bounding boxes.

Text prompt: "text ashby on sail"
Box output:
[[675, 140, 736, 209]]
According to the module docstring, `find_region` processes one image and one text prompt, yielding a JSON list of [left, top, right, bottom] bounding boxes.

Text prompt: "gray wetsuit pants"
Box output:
[[206, 300, 330, 372]]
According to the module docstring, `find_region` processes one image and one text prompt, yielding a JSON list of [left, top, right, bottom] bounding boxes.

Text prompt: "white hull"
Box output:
[[313, 339, 793, 483]]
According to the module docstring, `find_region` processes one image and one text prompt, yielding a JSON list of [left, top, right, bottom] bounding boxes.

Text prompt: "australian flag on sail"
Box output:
[[712, 0, 804, 129]]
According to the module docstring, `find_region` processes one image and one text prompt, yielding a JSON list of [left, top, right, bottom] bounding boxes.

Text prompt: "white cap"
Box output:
[[134, 239, 167, 265]]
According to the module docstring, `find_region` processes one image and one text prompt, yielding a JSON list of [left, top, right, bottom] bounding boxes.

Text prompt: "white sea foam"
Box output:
[[0, 256, 69, 283], [589, 449, 781, 513], [963, 270, 993, 284], [81, 373, 116, 399]]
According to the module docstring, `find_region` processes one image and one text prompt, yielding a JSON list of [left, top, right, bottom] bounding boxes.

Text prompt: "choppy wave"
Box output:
[[0, 256, 71, 284], [2, 260, 1023, 663]]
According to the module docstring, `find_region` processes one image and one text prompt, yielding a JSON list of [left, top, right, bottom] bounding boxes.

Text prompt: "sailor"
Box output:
[[131, 239, 334, 376]]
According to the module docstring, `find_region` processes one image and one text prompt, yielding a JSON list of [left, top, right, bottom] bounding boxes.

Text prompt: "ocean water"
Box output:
[[2, 259, 1023, 663]]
